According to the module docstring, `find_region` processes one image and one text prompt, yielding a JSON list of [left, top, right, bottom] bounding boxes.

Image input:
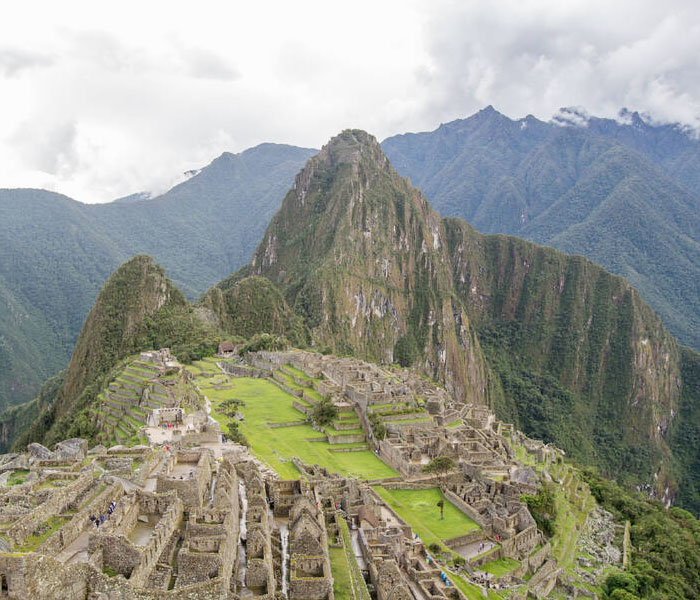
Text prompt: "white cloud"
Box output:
[[0, 0, 698, 202]]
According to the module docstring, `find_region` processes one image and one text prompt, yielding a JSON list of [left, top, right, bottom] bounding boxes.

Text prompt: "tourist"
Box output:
[[99, 513, 105, 524]]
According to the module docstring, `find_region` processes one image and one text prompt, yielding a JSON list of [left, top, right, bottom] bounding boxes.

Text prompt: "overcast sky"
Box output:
[[1, 0, 699, 203]]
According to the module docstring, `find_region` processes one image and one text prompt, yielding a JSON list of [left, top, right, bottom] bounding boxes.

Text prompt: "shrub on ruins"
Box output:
[[311, 396, 338, 428], [368, 412, 386, 441], [520, 483, 557, 538], [239, 333, 290, 355], [220, 397, 248, 446], [428, 542, 442, 555]]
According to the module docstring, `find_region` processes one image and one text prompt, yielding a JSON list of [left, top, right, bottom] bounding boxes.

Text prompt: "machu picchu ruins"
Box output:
[[0, 347, 616, 599]]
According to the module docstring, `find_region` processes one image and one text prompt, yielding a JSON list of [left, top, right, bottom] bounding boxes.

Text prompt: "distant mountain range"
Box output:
[[1, 105, 699, 417], [0, 144, 315, 410], [382, 106, 700, 352]]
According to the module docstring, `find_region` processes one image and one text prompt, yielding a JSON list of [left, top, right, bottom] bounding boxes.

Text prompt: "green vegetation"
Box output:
[[11, 256, 219, 449], [367, 412, 386, 441], [8, 469, 29, 486], [239, 333, 290, 355], [393, 334, 419, 367], [372, 486, 479, 553], [328, 546, 353, 600], [668, 346, 700, 516], [581, 469, 700, 600], [450, 572, 501, 600], [201, 276, 307, 347], [309, 396, 336, 427], [422, 456, 457, 519], [188, 365, 395, 480], [382, 109, 700, 352], [219, 397, 248, 446], [0, 145, 315, 416], [480, 557, 520, 577], [521, 484, 558, 537], [337, 516, 371, 600]]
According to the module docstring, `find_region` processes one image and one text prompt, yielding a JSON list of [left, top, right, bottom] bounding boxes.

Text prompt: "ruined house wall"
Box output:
[[443, 490, 491, 532], [0, 554, 88, 600], [129, 496, 184, 588], [6, 468, 95, 547], [39, 481, 125, 555]]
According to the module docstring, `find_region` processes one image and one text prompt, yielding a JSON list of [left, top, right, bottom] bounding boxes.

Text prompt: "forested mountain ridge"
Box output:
[[0, 143, 315, 410], [381, 107, 700, 352], [231, 129, 698, 512]]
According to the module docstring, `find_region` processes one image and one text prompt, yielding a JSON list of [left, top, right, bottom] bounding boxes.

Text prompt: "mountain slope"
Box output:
[[0, 143, 315, 410], [12, 255, 218, 449], [382, 108, 700, 351], [234, 130, 488, 402], [231, 129, 697, 511]]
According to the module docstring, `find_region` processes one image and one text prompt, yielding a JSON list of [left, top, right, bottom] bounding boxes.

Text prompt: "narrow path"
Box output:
[[56, 531, 90, 564]]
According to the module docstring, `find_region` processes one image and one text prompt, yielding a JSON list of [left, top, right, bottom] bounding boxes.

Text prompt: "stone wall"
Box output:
[[0, 554, 88, 600], [6, 467, 96, 547], [218, 362, 270, 379], [156, 451, 211, 509], [443, 490, 491, 532], [39, 481, 125, 556]]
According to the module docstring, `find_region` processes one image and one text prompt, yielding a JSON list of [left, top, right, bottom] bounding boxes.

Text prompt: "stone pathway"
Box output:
[[452, 538, 495, 560], [56, 531, 90, 564]]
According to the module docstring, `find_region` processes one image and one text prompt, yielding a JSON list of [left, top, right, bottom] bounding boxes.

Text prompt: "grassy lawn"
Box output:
[[480, 557, 520, 577], [188, 365, 396, 480], [450, 572, 502, 599], [372, 487, 479, 552], [329, 546, 353, 600]]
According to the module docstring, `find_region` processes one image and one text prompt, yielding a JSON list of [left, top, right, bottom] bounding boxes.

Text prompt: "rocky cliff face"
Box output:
[[239, 130, 488, 403], [233, 130, 693, 505]]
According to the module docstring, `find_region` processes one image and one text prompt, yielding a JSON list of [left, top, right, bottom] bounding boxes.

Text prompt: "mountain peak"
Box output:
[[317, 129, 383, 166]]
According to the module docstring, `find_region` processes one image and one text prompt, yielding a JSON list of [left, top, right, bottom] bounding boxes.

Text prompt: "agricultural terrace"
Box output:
[[372, 486, 479, 553], [186, 358, 397, 480]]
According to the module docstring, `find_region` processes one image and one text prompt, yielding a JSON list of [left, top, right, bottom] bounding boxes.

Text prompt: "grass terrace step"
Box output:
[[119, 373, 148, 385], [125, 367, 159, 381], [132, 361, 161, 373], [281, 364, 314, 382]]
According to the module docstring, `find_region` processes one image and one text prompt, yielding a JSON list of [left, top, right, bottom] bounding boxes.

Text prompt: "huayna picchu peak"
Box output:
[[0, 128, 698, 600]]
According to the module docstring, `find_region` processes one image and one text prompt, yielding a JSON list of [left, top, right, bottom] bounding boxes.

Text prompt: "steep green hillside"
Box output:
[[0, 189, 126, 409], [233, 129, 697, 511], [382, 108, 700, 351], [11, 255, 218, 449], [200, 275, 307, 345], [236, 129, 488, 403], [445, 219, 680, 491], [0, 143, 314, 411]]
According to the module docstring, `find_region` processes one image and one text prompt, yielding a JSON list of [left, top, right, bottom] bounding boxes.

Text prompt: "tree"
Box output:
[[422, 456, 456, 520], [220, 397, 247, 445], [311, 396, 338, 428], [394, 334, 419, 367]]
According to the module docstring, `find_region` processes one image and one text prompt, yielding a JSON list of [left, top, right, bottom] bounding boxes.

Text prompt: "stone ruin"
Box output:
[[0, 349, 585, 599]]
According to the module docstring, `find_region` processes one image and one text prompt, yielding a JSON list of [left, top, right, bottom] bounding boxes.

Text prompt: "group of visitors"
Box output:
[[88, 501, 117, 529]]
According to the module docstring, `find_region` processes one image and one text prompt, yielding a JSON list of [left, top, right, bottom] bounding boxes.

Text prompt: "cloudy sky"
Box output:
[[1, 0, 699, 203]]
